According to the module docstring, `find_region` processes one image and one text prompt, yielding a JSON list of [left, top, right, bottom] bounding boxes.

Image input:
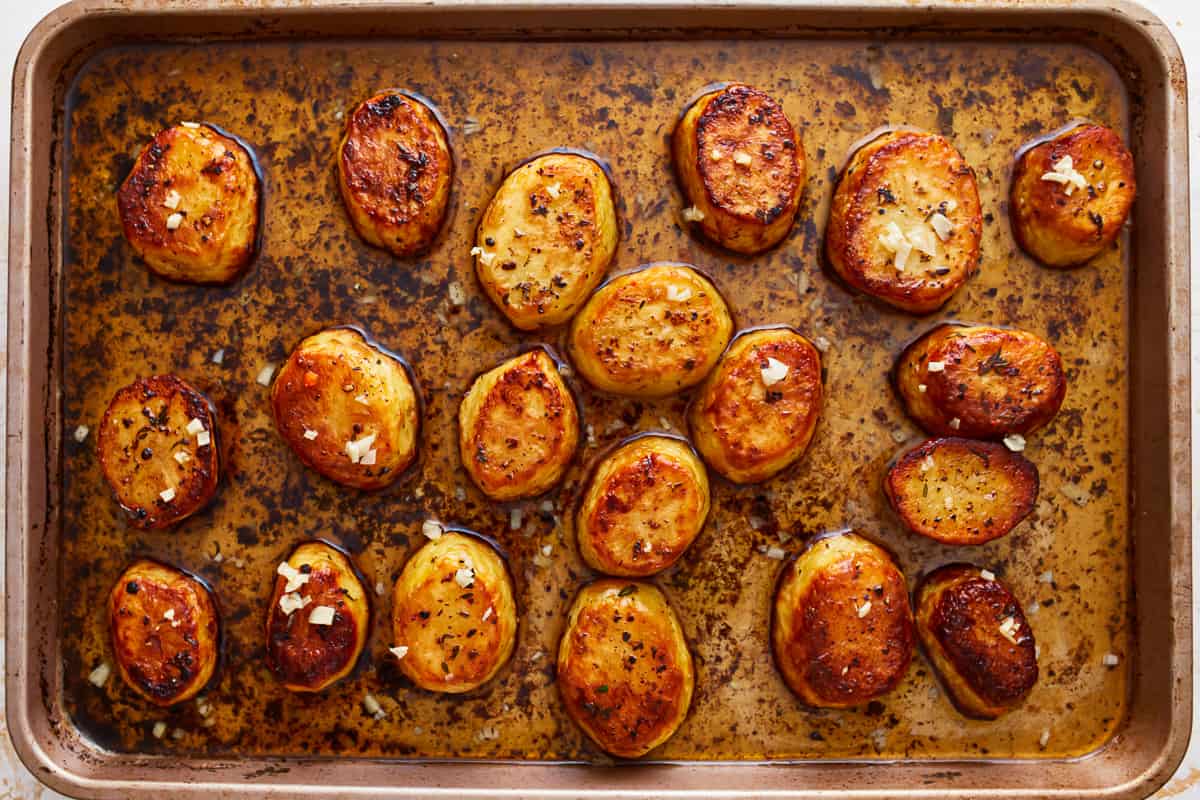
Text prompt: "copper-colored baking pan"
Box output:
[[6, 0, 1191, 797]]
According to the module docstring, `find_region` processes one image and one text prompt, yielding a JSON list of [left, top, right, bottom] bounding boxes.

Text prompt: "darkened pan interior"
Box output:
[[5, 2, 1190, 798]]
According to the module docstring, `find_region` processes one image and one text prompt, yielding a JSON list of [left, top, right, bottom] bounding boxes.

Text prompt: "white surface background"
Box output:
[[0, 1, 1197, 797]]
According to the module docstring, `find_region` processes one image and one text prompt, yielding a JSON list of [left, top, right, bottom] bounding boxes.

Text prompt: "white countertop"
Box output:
[[2, 0, 1199, 797]]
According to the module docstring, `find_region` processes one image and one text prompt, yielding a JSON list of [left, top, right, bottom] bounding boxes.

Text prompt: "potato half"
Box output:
[[264, 541, 370, 693], [772, 531, 914, 708], [557, 580, 694, 758], [475, 152, 618, 329], [390, 531, 517, 693], [109, 559, 219, 706]]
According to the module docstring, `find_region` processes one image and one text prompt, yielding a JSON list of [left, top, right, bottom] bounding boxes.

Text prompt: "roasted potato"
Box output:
[[265, 541, 370, 693], [825, 129, 982, 313], [894, 323, 1066, 438], [337, 90, 453, 257], [557, 580, 694, 758], [884, 437, 1039, 545], [391, 531, 517, 693], [98, 374, 219, 529], [116, 122, 260, 284], [688, 327, 822, 484], [915, 564, 1039, 719], [1010, 123, 1136, 268], [672, 83, 805, 253], [576, 435, 710, 577], [458, 348, 579, 501], [108, 559, 219, 706], [475, 152, 619, 330], [772, 531, 914, 709], [271, 327, 420, 491], [568, 264, 734, 397]]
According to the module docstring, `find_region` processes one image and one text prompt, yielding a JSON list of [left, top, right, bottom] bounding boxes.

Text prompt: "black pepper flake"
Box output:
[[618, 584, 637, 597], [126, 581, 139, 594]]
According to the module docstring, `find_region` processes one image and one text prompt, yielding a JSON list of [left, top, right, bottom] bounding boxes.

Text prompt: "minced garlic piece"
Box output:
[[73, 425, 90, 442], [152, 721, 168, 739], [159, 487, 176, 503], [174, 451, 190, 465], [546, 182, 561, 199], [162, 190, 182, 210], [186, 418, 206, 436], [360, 449, 378, 466], [277, 561, 310, 593], [920, 455, 935, 473], [1041, 155, 1088, 196], [390, 645, 409, 660], [929, 212, 954, 241], [308, 605, 336, 626], [948, 417, 961, 430], [907, 224, 938, 257], [196, 430, 211, 447], [165, 212, 184, 230], [422, 519, 443, 541], [345, 432, 377, 464], [88, 662, 112, 687], [980, 569, 996, 581], [1003, 433, 1027, 452], [857, 601, 872, 618], [760, 357, 789, 387], [1102, 653, 1120, 666], [681, 206, 705, 222], [482, 606, 494, 621], [447, 281, 466, 307], [180, 121, 200, 129], [733, 151, 753, 166], [878, 221, 913, 271], [278, 592, 309, 616], [354, 394, 369, 405], [469, 246, 496, 267], [303, 429, 318, 440], [666, 285, 693, 302], [454, 567, 475, 588], [998, 616, 1020, 644], [256, 363, 276, 386], [926, 360, 946, 372], [917, 383, 928, 393], [1039, 729, 1051, 748]]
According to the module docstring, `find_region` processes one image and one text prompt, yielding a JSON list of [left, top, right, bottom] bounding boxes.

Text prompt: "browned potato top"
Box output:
[[108, 560, 219, 706], [116, 122, 260, 284], [337, 90, 453, 257], [894, 323, 1067, 438], [97, 374, 219, 529], [1010, 123, 1136, 268], [557, 580, 695, 758], [825, 129, 982, 313]]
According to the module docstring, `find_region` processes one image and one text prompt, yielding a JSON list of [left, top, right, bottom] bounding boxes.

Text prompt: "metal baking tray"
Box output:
[[5, 0, 1191, 797]]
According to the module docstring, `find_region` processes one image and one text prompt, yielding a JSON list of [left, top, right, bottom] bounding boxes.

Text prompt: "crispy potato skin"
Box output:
[[1010, 123, 1136, 268], [885, 437, 1039, 545], [391, 532, 517, 693], [265, 541, 370, 693], [894, 323, 1066, 438], [557, 580, 694, 758], [271, 327, 420, 490], [337, 91, 453, 257], [576, 435, 710, 577], [772, 532, 914, 709], [672, 83, 805, 253], [109, 560, 219, 706], [475, 153, 618, 330], [116, 123, 259, 284], [916, 564, 1038, 719], [825, 130, 982, 313], [688, 327, 822, 484], [98, 374, 219, 529], [458, 349, 579, 501], [569, 264, 734, 397]]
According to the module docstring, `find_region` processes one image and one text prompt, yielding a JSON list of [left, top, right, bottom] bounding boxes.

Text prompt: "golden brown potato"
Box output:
[[116, 122, 260, 284], [265, 541, 370, 693], [97, 374, 219, 529], [825, 129, 982, 313], [108, 559, 219, 706], [458, 349, 579, 501], [557, 580, 694, 758], [475, 152, 618, 330], [271, 327, 420, 491], [1010, 123, 1136, 268], [688, 327, 822, 484], [568, 264, 734, 397], [576, 435, 710, 577], [884, 437, 1039, 545], [390, 531, 517, 693], [915, 564, 1039, 719], [894, 323, 1066, 438], [772, 531, 914, 709], [672, 83, 805, 253], [337, 90, 453, 257]]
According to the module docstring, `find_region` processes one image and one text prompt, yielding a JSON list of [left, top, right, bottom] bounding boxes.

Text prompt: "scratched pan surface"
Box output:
[[58, 36, 1130, 763]]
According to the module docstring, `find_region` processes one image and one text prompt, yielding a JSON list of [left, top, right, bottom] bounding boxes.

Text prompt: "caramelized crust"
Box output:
[[475, 152, 618, 329], [116, 122, 260, 284], [458, 349, 579, 501], [915, 564, 1039, 719], [391, 532, 517, 693], [557, 580, 694, 758], [672, 83, 805, 253], [688, 327, 822, 484], [576, 435, 710, 577], [1010, 123, 1136, 268], [109, 560, 219, 706], [97, 374, 219, 529], [271, 327, 420, 490], [568, 264, 734, 397], [265, 541, 370, 693], [772, 531, 914, 708], [337, 91, 453, 257], [825, 130, 982, 313], [885, 437, 1039, 545], [894, 323, 1066, 438]]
